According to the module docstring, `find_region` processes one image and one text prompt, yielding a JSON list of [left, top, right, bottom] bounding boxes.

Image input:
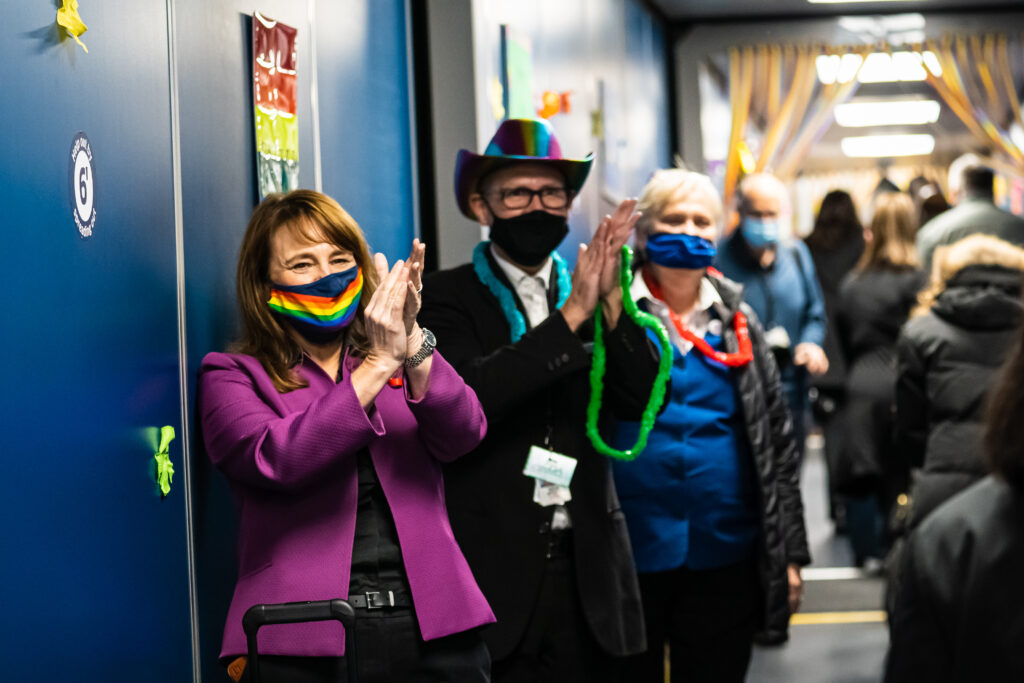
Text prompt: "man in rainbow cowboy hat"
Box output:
[[420, 118, 662, 681]]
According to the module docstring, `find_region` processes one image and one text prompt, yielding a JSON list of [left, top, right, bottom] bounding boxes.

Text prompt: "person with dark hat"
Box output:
[[419, 118, 661, 682]]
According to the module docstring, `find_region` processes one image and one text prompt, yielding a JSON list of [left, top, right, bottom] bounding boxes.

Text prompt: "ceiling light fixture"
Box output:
[[834, 99, 942, 127], [815, 51, 942, 84], [841, 133, 935, 157], [809, 0, 919, 4]]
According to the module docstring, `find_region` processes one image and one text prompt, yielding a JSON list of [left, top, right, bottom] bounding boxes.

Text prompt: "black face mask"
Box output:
[[488, 210, 569, 267]]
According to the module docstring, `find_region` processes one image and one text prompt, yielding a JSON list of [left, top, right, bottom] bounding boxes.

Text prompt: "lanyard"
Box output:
[[642, 268, 753, 368]]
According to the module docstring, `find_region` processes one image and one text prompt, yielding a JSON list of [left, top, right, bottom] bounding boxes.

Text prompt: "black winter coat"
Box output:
[[895, 265, 1023, 528], [806, 234, 864, 395], [833, 267, 925, 495], [886, 475, 1024, 682], [707, 275, 811, 644]]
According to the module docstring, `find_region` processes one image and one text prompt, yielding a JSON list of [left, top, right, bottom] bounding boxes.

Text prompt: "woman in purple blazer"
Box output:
[[199, 190, 494, 682]]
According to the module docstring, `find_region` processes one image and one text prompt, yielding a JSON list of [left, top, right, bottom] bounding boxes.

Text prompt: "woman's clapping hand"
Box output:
[[364, 253, 411, 371]]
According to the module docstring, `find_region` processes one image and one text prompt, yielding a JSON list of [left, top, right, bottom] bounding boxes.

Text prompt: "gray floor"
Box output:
[[748, 438, 889, 683]]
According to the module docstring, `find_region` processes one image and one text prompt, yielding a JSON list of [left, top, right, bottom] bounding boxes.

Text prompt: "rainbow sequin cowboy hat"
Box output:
[[454, 118, 593, 220]]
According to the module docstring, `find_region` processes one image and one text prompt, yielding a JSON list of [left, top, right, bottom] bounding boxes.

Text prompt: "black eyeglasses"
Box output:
[[488, 186, 572, 210]]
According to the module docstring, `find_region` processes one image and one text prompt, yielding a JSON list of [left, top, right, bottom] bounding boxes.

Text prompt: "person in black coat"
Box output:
[[835, 192, 925, 566], [895, 234, 1024, 530], [804, 190, 865, 521], [886, 291, 1024, 681], [419, 118, 662, 683]]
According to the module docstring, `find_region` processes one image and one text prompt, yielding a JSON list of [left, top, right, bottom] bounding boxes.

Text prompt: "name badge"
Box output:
[[523, 446, 577, 488], [533, 479, 572, 507], [765, 325, 791, 350]]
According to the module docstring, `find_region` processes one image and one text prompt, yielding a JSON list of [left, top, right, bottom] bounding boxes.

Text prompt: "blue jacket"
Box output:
[[613, 320, 760, 573], [715, 230, 826, 352]]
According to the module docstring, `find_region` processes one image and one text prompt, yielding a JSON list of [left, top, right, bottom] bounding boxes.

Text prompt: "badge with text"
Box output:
[[523, 446, 578, 488], [533, 479, 572, 507], [69, 132, 96, 238]]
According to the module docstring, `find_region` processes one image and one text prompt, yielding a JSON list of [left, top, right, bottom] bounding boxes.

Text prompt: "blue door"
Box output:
[[0, 2, 193, 680]]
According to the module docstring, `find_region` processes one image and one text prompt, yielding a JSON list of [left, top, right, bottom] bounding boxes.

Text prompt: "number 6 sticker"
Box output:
[[69, 132, 96, 238]]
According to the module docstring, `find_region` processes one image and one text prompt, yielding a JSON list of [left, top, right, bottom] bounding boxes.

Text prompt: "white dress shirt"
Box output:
[[490, 245, 555, 329], [630, 272, 723, 353], [490, 245, 572, 529]]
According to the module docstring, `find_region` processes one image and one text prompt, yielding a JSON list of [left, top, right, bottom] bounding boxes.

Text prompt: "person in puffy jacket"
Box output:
[[886, 277, 1024, 681], [895, 233, 1024, 530]]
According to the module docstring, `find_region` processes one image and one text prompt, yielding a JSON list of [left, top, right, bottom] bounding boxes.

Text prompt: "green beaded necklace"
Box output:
[[586, 245, 674, 461]]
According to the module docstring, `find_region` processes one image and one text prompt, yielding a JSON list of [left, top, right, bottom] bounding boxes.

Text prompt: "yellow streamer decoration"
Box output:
[[56, 0, 88, 53]]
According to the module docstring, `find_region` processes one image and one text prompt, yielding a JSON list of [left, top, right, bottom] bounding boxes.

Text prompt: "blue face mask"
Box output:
[[644, 231, 717, 269], [740, 217, 781, 248]]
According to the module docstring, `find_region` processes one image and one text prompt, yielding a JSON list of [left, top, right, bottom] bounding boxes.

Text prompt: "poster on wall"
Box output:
[[501, 25, 534, 120], [253, 12, 298, 198]]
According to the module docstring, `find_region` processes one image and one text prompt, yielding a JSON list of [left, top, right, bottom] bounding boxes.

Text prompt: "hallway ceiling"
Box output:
[[650, 0, 1022, 22]]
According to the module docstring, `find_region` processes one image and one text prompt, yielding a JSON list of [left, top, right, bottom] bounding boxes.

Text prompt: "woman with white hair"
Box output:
[[611, 169, 810, 682]]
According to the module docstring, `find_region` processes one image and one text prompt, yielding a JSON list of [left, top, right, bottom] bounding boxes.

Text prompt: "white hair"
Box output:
[[635, 168, 724, 241]]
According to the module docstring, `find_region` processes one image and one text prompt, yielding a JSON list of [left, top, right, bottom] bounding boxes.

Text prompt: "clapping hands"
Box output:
[[363, 239, 427, 371], [559, 198, 640, 331]]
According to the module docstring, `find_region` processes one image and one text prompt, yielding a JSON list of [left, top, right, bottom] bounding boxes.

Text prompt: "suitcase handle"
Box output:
[[242, 599, 357, 683]]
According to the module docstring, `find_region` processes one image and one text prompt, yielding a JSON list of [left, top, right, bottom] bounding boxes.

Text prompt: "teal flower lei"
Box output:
[[586, 245, 673, 461], [472, 241, 570, 342]]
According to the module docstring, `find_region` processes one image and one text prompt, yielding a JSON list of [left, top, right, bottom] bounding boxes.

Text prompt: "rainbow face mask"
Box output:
[[268, 266, 363, 344]]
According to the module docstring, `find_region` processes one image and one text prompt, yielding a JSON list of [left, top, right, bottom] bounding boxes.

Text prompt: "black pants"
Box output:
[[492, 535, 625, 683], [241, 610, 490, 683], [630, 558, 761, 683]]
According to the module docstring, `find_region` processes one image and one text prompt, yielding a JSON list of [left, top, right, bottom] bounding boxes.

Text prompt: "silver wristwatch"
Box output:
[[405, 328, 436, 367]]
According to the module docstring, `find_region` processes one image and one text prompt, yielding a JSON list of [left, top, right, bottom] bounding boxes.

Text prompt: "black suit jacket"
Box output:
[[419, 257, 659, 660]]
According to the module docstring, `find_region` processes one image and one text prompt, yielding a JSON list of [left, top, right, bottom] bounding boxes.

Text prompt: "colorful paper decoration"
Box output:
[[56, 0, 88, 53], [503, 27, 535, 119], [153, 425, 176, 497], [253, 12, 298, 198], [537, 90, 573, 119]]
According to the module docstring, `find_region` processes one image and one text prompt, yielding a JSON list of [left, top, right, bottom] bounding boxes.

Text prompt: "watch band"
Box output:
[[405, 328, 436, 368]]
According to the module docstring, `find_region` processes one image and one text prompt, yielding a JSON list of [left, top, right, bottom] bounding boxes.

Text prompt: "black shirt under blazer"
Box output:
[[420, 257, 659, 660]]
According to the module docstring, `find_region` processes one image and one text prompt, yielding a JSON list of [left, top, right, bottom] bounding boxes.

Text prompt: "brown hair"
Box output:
[[805, 190, 862, 252], [856, 192, 918, 272], [912, 234, 1024, 318], [984, 314, 1024, 489], [231, 190, 379, 392]]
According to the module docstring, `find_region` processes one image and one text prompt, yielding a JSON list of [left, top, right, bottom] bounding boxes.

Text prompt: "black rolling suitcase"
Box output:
[[242, 598, 358, 682]]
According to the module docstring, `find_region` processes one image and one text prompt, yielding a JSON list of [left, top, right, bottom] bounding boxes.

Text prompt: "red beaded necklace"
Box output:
[[642, 268, 753, 368]]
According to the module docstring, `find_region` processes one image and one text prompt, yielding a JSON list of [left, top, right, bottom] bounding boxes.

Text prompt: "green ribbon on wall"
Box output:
[[154, 425, 176, 497]]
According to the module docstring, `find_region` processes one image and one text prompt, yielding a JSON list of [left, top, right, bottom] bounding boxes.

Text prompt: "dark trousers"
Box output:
[[241, 610, 490, 683], [492, 534, 625, 683], [630, 558, 761, 683]]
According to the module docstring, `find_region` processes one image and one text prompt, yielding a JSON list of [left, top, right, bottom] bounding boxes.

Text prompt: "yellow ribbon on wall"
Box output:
[[57, 0, 88, 53]]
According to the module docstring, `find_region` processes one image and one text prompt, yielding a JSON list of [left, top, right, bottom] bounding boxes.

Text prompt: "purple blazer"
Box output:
[[199, 350, 495, 658]]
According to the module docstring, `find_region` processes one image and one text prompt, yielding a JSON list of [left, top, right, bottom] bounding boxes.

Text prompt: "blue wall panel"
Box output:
[[0, 1, 192, 679], [316, 0, 417, 261], [174, 2, 317, 678]]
